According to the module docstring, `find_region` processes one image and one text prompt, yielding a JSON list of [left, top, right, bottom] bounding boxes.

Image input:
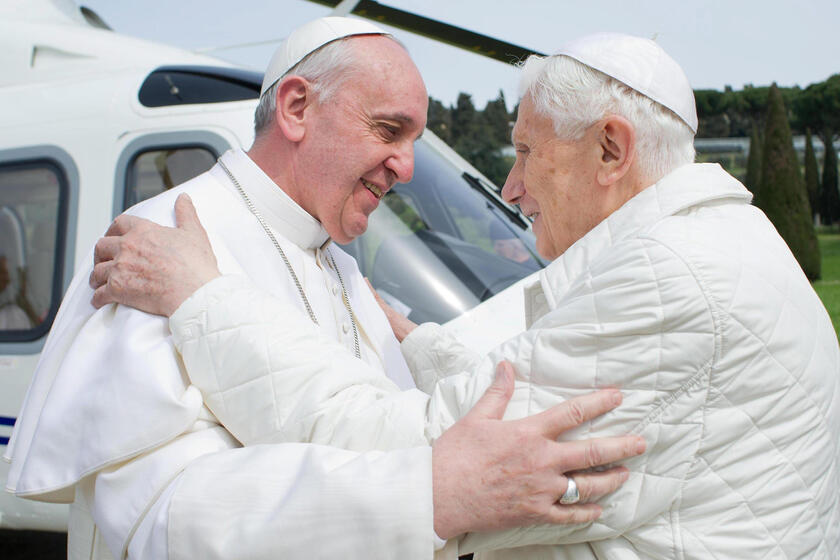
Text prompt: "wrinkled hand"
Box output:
[[431, 361, 645, 540], [90, 193, 220, 316], [364, 278, 417, 342]]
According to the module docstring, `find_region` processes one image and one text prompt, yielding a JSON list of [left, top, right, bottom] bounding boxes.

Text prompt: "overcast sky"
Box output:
[[80, 0, 839, 111]]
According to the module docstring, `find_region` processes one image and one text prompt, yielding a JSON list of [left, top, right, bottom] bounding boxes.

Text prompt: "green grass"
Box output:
[[813, 232, 840, 334]]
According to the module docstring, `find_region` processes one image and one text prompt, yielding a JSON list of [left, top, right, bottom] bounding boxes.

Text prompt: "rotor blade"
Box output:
[[306, 0, 544, 64]]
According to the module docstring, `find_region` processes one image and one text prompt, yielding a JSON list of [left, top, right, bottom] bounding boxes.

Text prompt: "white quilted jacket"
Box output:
[[170, 163, 840, 558]]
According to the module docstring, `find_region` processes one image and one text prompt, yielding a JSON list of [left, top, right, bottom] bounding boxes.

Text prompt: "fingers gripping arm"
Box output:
[[90, 194, 220, 316]]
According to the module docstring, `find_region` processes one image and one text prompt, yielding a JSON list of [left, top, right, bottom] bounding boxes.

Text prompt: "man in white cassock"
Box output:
[[5, 17, 643, 560], [85, 32, 840, 559]]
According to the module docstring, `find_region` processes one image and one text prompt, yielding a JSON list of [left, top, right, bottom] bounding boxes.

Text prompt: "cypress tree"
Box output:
[[803, 130, 820, 222], [450, 92, 479, 154], [745, 123, 762, 194], [482, 90, 511, 147], [822, 136, 840, 225], [754, 84, 821, 279]]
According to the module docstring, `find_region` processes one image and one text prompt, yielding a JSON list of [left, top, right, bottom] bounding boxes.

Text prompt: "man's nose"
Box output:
[[501, 165, 524, 204], [387, 141, 415, 184]]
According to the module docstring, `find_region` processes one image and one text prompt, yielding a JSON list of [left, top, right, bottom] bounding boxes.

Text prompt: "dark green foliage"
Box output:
[[427, 97, 452, 144], [691, 74, 840, 140], [822, 139, 840, 225], [745, 123, 762, 195], [695, 89, 731, 137], [695, 85, 780, 138], [450, 92, 479, 152], [482, 90, 511, 146], [695, 89, 728, 115], [793, 74, 840, 146], [430, 91, 513, 186], [804, 130, 820, 221], [754, 84, 820, 279]]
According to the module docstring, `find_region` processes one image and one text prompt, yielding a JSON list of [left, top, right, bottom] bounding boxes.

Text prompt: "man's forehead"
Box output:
[[348, 37, 427, 122], [351, 35, 420, 75]]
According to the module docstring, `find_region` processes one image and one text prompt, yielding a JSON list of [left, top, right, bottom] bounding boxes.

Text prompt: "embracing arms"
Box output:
[[89, 194, 647, 548]]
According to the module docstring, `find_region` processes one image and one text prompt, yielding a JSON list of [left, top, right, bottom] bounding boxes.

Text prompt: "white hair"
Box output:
[[254, 36, 363, 136], [254, 34, 405, 136], [518, 54, 695, 182]]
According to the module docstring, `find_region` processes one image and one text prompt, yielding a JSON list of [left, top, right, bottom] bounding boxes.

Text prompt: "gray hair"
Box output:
[[254, 36, 362, 136], [518, 54, 695, 182], [254, 34, 404, 136]]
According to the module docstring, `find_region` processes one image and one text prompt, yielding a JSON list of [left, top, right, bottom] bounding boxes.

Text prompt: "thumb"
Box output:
[[466, 361, 515, 421], [174, 194, 205, 234]]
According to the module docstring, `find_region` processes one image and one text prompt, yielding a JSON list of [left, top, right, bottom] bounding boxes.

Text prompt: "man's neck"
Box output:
[[246, 138, 310, 217], [602, 168, 650, 221]]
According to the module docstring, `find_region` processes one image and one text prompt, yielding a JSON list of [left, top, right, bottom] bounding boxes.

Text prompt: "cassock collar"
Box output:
[[214, 149, 330, 250]]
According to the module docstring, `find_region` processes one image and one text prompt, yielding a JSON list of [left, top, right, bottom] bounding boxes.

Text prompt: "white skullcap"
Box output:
[[261, 16, 388, 96], [556, 32, 698, 133]]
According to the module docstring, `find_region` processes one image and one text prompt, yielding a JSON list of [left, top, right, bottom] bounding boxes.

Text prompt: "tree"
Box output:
[[745, 123, 762, 194], [695, 89, 730, 137], [724, 85, 770, 137], [754, 84, 820, 279], [822, 138, 840, 225], [694, 83, 800, 139], [449, 92, 512, 186], [482, 90, 511, 147], [427, 97, 452, 144], [450, 92, 480, 155], [793, 74, 840, 146], [803, 130, 820, 222]]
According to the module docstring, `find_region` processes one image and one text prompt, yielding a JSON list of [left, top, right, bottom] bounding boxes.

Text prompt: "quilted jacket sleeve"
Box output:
[[401, 322, 485, 394], [418, 236, 719, 552], [169, 274, 431, 451]]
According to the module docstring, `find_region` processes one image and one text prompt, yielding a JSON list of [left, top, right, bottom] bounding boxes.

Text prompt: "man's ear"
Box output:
[[596, 116, 636, 186], [273, 76, 312, 143]]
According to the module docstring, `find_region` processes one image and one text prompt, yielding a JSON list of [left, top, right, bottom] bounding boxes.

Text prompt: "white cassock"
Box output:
[[4, 149, 443, 560]]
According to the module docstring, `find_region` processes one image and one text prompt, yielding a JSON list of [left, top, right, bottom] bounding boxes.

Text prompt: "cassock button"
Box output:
[[342, 322, 350, 334]]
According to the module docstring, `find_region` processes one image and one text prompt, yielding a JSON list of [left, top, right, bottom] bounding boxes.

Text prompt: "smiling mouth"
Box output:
[[362, 179, 384, 199]]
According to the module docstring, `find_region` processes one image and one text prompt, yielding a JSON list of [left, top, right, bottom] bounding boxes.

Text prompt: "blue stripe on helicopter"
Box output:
[[0, 416, 15, 445]]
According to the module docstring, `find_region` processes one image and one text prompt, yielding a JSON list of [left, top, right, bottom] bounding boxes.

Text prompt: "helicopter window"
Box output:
[[339, 140, 546, 325], [139, 67, 262, 107], [0, 161, 68, 342], [125, 146, 216, 208]]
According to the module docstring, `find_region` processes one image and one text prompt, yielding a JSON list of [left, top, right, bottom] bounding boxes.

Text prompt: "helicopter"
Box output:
[[0, 0, 548, 537]]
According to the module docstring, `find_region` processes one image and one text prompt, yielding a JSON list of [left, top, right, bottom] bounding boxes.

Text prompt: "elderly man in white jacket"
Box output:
[[90, 33, 840, 558]]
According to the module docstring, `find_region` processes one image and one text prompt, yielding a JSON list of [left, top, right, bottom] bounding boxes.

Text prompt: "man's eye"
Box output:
[[380, 124, 399, 138]]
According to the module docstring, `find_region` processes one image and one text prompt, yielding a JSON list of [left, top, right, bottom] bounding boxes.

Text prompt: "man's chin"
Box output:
[[331, 220, 368, 245], [535, 238, 558, 261]]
